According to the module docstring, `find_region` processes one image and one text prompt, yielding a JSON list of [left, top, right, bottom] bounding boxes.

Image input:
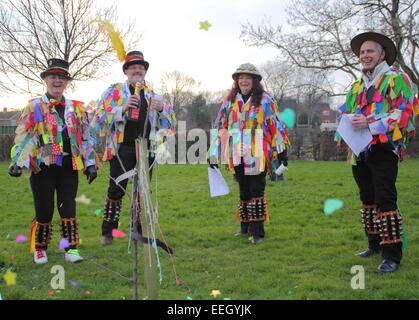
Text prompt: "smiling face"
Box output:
[[238, 74, 254, 95], [44, 75, 70, 100], [124, 63, 147, 86], [359, 40, 386, 72]]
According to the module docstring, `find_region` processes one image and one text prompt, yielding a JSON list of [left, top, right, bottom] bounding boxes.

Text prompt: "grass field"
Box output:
[[1, 159, 418, 300]]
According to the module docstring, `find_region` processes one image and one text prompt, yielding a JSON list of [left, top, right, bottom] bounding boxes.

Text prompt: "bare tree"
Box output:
[[0, 0, 139, 95], [259, 60, 296, 102], [241, 0, 419, 95], [158, 70, 201, 112]]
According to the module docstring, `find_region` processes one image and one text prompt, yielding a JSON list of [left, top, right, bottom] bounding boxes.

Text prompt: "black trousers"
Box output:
[[234, 163, 267, 237], [30, 156, 78, 223], [103, 142, 155, 236], [351, 142, 402, 263], [107, 142, 155, 201]]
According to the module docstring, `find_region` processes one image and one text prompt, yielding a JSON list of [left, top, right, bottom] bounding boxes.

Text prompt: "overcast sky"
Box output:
[[1, 0, 290, 108]]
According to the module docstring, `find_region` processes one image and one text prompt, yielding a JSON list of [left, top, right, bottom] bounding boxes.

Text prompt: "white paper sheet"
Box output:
[[208, 167, 230, 197], [337, 114, 373, 156]]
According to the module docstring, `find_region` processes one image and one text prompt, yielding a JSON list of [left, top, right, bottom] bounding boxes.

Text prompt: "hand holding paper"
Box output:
[[337, 114, 372, 156], [208, 167, 229, 197]]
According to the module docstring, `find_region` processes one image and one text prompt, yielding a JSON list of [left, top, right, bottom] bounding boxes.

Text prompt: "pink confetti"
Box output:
[[112, 229, 126, 237], [48, 290, 54, 296], [15, 235, 28, 242]]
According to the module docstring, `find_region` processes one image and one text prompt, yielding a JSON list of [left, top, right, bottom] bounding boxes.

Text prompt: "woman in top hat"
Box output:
[[338, 32, 418, 273], [8, 58, 98, 264], [208, 63, 291, 244], [90, 50, 176, 246]]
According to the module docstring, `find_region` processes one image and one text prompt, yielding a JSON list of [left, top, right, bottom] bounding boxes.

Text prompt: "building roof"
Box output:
[[0, 111, 20, 120]]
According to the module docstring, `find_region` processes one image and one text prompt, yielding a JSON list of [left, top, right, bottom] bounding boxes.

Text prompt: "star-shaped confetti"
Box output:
[[3, 270, 17, 286], [199, 20, 212, 31], [75, 194, 91, 205], [210, 290, 221, 297]]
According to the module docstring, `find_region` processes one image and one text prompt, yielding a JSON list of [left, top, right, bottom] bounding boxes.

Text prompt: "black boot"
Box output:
[[375, 259, 399, 273]]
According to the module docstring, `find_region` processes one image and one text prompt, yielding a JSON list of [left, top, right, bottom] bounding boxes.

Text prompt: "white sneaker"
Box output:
[[65, 249, 84, 263], [34, 249, 48, 264]]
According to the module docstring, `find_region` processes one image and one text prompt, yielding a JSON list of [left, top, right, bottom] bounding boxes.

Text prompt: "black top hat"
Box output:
[[122, 51, 149, 71], [40, 58, 73, 80], [350, 32, 397, 66]]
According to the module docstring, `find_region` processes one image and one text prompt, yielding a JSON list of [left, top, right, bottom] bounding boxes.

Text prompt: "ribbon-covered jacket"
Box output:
[[208, 92, 291, 175], [89, 82, 176, 161], [10, 95, 97, 173], [337, 61, 419, 163]]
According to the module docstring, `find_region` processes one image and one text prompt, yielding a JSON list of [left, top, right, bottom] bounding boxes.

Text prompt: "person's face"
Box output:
[[238, 74, 253, 95], [124, 63, 147, 85], [359, 40, 386, 72], [44, 75, 70, 99]]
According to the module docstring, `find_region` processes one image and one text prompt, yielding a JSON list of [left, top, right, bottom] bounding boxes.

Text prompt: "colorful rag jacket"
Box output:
[[208, 92, 291, 175], [10, 95, 97, 172], [90, 82, 176, 161], [337, 62, 419, 163]]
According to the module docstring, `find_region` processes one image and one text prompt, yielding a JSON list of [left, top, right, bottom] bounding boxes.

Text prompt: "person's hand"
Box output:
[[150, 98, 164, 112], [85, 165, 97, 184], [8, 164, 22, 177], [207, 158, 218, 169], [122, 95, 140, 114], [278, 151, 288, 167], [352, 114, 368, 130]]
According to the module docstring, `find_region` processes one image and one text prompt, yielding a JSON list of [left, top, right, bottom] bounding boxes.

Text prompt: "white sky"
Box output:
[[0, 0, 289, 109]]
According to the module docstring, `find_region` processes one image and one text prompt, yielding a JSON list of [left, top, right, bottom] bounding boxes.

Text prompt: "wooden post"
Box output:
[[136, 138, 159, 300]]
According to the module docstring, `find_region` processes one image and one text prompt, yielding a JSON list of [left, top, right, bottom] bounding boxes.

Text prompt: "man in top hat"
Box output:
[[8, 58, 98, 264], [90, 51, 176, 246], [338, 32, 418, 272]]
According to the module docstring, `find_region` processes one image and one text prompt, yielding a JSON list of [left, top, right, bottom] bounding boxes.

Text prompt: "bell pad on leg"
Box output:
[[375, 210, 404, 245]]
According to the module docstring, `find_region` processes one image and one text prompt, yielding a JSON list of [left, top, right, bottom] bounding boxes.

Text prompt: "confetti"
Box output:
[[199, 20, 212, 31], [59, 238, 70, 249], [323, 198, 344, 215], [85, 291, 91, 295], [186, 296, 193, 300], [3, 270, 17, 286], [15, 235, 28, 242], [48, 290, 54, 296], [279, 108, 296, 128], [94, 209, 102, 216], [112, 229, 127, 237], [75, 194, 91, 205], [210, 290, 221, 297], [68, 280, 83, 288], [11, 256, 15, 261]]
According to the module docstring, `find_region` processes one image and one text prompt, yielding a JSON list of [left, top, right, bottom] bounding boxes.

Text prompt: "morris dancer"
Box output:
[[8, 58, 98, 264], [208, 63, 291, 244], [338, 32, 418, 273], [90, 51, 176, 249]]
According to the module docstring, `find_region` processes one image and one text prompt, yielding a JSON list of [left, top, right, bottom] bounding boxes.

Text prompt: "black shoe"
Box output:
[[375, 259, 399, 273], [355, 248, 381, 257], [250, 236, 263, 244]]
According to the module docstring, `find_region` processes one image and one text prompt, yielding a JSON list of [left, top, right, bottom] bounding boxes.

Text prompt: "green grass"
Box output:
[[1, 159, 418, 300]]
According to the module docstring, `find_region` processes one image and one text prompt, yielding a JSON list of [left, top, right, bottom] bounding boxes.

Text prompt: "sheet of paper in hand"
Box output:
[[208, 167, 230, 197], [337, 114, 373, 156]]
